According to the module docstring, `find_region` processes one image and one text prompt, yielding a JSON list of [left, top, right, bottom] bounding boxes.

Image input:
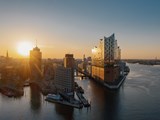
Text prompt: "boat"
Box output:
[[23, 79, 30, 87], [124, 66, 130, 74]]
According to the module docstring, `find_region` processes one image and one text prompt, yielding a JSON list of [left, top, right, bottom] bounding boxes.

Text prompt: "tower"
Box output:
[[29, 44, 42, 81], [6, 50, 9, 62], [6, 50, 9, 58]]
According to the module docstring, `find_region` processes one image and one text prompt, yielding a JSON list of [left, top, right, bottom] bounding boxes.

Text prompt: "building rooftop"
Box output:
[[33, 46, 40, 51]]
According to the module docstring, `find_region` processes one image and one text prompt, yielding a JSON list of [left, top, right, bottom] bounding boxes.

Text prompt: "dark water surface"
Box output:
[[0, 63, 160, 120]]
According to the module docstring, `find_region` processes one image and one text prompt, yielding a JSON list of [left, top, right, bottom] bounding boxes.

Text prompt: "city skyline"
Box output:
[[0, 0, 160, 59]]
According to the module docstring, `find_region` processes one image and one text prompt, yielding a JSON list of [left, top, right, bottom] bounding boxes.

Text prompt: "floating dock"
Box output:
[[45, 93, 83, 109], [45, 97, 83, 109], [76, 92, 90, 107]]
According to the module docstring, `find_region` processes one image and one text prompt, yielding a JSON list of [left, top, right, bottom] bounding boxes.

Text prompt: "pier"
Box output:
[[45, 97, 83, 109], [76, 91, 90, 107], [45, 92, 83, 109]]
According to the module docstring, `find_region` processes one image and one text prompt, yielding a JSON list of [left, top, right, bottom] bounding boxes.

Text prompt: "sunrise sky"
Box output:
[[0, 0, 160, 59]]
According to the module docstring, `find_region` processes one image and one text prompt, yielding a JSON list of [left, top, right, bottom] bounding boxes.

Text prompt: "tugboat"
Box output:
[[124, 66, 130, 75]]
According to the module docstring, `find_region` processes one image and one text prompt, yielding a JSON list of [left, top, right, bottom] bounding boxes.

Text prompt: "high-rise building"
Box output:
[[64, 54, 74, 68], [91, 34, 121, 84], [54, 54, 75, 95], [92, 33, 121, 67], [29, 45, 42, 81], [54, 66, 74, 94]]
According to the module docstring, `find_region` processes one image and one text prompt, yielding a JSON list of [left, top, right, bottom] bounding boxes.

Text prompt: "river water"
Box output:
[[0, 63, 160, 120]]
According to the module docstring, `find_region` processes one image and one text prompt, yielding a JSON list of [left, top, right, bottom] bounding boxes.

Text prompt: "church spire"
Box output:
[[6, 50, 8, 58]]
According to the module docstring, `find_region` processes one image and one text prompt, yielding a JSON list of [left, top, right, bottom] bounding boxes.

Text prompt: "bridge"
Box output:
[[74, 67, 92, 79]]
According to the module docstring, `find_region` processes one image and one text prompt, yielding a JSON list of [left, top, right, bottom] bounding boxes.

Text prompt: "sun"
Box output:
[[17, 41, 33, 56]]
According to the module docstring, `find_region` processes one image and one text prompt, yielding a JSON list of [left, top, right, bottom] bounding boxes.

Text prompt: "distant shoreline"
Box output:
[[124, 60, 160, 65]]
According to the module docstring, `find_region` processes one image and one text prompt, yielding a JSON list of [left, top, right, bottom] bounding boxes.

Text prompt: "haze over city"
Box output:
[[0, 0, 160, 59]]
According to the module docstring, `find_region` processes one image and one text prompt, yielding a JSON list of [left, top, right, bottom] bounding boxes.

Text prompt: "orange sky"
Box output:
[[2, 37, 159, 60], [0, 1, 160, 59]]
